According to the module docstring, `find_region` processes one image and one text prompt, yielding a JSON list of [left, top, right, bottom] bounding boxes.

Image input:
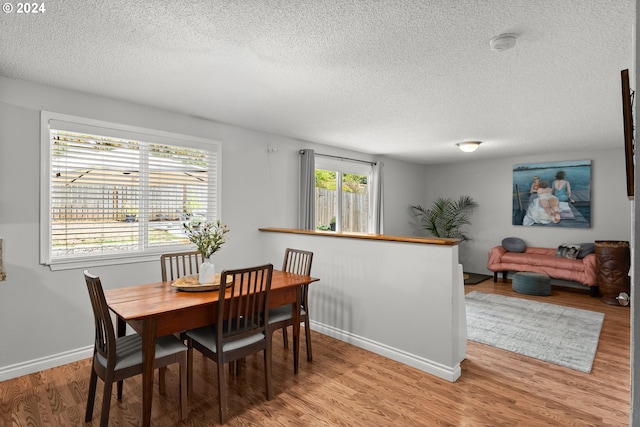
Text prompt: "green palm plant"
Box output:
[[411, 196, 478, 241]]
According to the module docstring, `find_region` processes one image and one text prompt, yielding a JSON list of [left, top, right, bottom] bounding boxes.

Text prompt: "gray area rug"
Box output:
[[465, 291, 604, 373]]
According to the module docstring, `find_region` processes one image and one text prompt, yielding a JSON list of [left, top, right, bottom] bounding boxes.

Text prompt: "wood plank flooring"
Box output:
[[0, 279, 630, 426]]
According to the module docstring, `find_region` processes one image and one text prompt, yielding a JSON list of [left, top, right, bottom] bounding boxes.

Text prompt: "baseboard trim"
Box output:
[[0, 346, 93, 382], [310, 321, 461, 382], [2, 326, 463, 384]]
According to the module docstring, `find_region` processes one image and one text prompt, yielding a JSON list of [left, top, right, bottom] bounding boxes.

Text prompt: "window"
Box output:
[[40, 112, 221, 269], [314, 156, 373, 233]]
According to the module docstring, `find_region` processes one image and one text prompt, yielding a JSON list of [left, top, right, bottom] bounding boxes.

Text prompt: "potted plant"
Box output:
[[183, 219, 230, 284], [410, 196, 478, 240]]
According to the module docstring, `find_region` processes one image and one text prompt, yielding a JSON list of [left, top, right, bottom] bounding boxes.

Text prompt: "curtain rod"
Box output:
[[299, 150, 376, 166]]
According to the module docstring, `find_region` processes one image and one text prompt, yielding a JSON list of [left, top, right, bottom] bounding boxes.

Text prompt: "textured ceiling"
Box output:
[[0, 0, 635, 164]]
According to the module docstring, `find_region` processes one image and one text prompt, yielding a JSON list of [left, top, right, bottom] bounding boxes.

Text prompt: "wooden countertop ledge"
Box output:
[[259, 227, 459, 246]]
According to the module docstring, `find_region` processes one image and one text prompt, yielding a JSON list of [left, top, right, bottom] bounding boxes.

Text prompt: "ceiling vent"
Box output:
[[489, 33, 517, 51]]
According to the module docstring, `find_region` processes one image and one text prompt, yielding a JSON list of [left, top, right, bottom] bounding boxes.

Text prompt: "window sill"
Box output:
[[45, 247, 191, 271], [258, 227, 460, 245]]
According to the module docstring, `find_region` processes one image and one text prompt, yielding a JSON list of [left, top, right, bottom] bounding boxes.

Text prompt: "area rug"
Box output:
[[464, 273, 492, 285], [465, 291, 604, 373]]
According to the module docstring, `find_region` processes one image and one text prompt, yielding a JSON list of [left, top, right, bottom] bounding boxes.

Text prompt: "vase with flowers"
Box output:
[[183, 219, 230, 284]]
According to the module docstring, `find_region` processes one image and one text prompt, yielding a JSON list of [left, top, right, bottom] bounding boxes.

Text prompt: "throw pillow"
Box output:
[[577, 243, 595, 259], [502, 237, 526, 253], [556, 244, 581, 260]]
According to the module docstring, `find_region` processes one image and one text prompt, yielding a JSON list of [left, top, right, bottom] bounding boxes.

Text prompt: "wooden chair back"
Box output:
[[217, 264, 274, 350], [161, 250, 203, 281], [84, 270, 116, 368], [282, 248, 313, 276], [282, 248, 313, 307]]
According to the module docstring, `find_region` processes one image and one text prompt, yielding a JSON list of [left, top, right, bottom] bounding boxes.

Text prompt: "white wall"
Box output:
[[377, 157, 428, 236], [261, 231, 466, 382], [421, 150, 632, 275], [0, 76, 425, 377]]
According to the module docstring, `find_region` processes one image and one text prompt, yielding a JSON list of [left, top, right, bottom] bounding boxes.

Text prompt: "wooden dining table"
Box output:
[[104, 269, 319, 427]]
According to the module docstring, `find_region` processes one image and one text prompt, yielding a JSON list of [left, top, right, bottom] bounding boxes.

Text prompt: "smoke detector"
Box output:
[[489, 33, 517, 51]]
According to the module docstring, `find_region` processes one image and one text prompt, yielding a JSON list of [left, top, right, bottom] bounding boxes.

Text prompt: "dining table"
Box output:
[[104, 268, 319, 427]]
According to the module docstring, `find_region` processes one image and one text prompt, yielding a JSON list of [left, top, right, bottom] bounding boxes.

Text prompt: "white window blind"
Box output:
[[40, 112, 221, 269]]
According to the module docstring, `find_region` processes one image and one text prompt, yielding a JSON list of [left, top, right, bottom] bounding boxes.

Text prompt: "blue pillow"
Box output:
[[577, 243, 595, 259], [502, 237, 526, 253]]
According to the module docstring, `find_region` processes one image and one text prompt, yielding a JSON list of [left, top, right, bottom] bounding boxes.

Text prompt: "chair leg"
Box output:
[[217, 360, 227, 424], [100, 376, 114, 427], [116, 380, 123, 400], [187, 346, 193, 396], [159, 366, 167, 395], [304, 318, 313, 362], [85, 367, 98, 422], [282, 327, 289, 349], [264, 346, 273, 400], [179, 353, 187, 420], [227, 360, 243, 375]]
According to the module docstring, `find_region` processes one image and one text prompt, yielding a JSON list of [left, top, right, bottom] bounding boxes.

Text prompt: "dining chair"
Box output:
[[84, 270, 188, 427], [267, 248, 314, 363], [185, 263, 274, 424], [161, 250, 223, 379], [161, 250, 204, 281]]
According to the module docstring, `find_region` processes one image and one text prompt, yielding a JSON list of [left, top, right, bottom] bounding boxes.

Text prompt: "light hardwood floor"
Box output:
[[0, 279, 630, 426]]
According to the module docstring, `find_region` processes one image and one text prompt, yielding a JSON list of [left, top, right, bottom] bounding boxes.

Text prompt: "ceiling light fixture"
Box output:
[[489, 33, 517, 51], [457, 141, 482, 153]]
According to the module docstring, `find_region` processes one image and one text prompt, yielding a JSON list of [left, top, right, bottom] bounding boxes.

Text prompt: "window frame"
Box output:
[[314, 156, 373, 233], [40, 111, 222, 270]]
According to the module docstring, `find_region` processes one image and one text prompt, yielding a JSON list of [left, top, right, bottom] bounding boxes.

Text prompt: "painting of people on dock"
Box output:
[[512, 160, 591, 228]]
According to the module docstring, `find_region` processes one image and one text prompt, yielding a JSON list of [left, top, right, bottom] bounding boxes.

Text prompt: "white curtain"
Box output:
[[369, 161, 384, 234], [298, 149, 316, 230]]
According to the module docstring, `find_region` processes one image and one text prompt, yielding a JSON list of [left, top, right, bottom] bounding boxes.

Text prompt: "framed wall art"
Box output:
[[512, 160, 591, 228], [621, 69, 634, 200]]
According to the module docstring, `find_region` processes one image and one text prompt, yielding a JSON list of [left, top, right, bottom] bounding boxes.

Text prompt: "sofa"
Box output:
[[487, 245, 598, 296]]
